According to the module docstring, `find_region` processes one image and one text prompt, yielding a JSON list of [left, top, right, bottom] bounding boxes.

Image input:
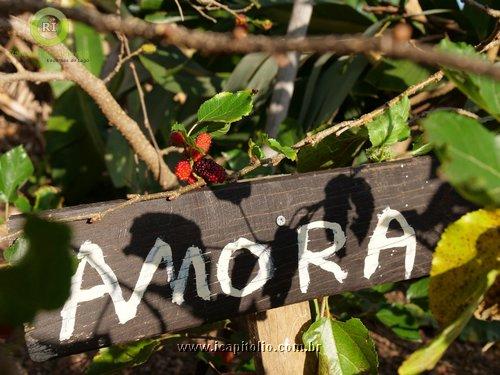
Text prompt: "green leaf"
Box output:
[[429, 209, 500, 327], [0, 216, 73, 325], [14, 194, 31, 213], [224, 53, 278, 110], [197, 91, 253, 123], [264, 136, 297, 161], [399, 269, 498, 375], [139, 47, 221, 97], [460, 318, 500, 343], [33, 186, 62, 212], [303, 317, 378, 375], [46, 87, 107, 201], [4, 236, 28, 265], [371, 282, 395, 294], [104, 129, 155, 192], [73, 22, 104, 76], [248, 138, 265, 160], [423, 111, 500, 207], [0, 146, 34, 203], [367, 96, 411, 148], [366, 59, 432, 92], [407, 278, 429, 301], [376, 304, 422, 341], [297, 129, 367, 172], [439, 39, 500, 120], [302, 55, 368, 130], [411, 134, 433, 156], [86, 339, 162, 374]]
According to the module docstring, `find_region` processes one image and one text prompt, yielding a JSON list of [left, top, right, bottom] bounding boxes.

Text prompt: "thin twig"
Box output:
[[174, 0, 185, 22], [0, 44, 25, 71], [1, 1, 500, 79], [102, 47, 142, 84], [121, 35, 164, 180]]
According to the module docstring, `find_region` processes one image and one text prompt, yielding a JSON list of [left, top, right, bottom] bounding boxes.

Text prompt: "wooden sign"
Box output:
[[9, 156, 470, 361]]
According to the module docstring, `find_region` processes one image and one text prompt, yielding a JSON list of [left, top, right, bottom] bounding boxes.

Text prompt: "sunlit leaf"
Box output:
[[439, 39, 500, 120], [366, 96, 410, 148], [429, 209, 500, 327], [423, 111, 500, 207], [303, 317, 378, 375], [0, 146, 34, 203], [197, 91, 253, 123]]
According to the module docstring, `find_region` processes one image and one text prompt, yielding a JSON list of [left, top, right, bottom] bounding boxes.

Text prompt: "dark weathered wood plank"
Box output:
[[15, 156, 470, 361]]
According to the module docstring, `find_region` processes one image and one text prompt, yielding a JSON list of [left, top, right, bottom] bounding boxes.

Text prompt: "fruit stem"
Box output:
[[187, 121, 200, 137]]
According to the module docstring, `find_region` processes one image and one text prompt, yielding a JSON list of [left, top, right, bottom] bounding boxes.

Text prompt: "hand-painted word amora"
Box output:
[[59, 206, 416, 341]]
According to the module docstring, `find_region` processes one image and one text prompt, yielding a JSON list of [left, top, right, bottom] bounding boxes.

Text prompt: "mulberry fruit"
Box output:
[[175, 160, 192, 181], [190, 149, 204, 162], [170, 131, 185, 147], [195, 132, 212, 154], [193, 158, 227, 184]]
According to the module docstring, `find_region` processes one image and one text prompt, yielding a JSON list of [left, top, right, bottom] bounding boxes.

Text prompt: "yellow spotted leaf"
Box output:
[[429, 209, 500, 327]]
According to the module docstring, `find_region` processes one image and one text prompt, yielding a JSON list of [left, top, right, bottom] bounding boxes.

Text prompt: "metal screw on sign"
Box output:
[[276, 215, 286, 226]]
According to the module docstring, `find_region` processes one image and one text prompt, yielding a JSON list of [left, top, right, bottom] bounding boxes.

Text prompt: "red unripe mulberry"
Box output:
[[190, 149, 204, 162], [195, 132, 212, 154], [170, 131, 185, 147], [193, 158, 227, 184], [175, 160, 192, 181]]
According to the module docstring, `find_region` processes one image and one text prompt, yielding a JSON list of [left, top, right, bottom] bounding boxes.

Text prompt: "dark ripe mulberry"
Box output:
[[193, 158, 227, 184]]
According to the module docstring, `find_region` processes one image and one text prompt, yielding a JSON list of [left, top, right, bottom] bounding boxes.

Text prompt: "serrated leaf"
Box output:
[[197, 91, 253, 123], [265, 137, 297, 161], [0, 146, 34, 203], [0, 216, 73, 325], [86, 338, 162, 374], [399, 268, 498, 375], [367, 96, 411, 148], [423, 111, 500, 207], [439, 39, 500, 120], [303, 317, 378, 375], [429, 209, 500, 327]]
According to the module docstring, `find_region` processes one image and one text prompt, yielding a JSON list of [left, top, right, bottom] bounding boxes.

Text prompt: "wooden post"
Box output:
[[247, 302, 316, 375]]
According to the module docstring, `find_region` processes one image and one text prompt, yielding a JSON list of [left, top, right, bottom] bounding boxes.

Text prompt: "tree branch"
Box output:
[[1, 0, 500, 79], [0, 70, 65, 84], [6, 16, 177, 190]]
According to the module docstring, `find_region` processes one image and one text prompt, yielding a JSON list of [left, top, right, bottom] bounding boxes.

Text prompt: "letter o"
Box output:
[[217, 238, 273, 297]]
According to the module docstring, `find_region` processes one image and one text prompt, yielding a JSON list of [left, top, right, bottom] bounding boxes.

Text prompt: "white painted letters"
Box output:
[[217, 238, 273, 297], [297, 221, 348, 293], [364, 207, 416, 280], [60, 238, 210, 341]]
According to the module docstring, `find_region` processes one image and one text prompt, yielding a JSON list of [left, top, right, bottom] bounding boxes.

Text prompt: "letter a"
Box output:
[[364, 207, 416, 280]]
